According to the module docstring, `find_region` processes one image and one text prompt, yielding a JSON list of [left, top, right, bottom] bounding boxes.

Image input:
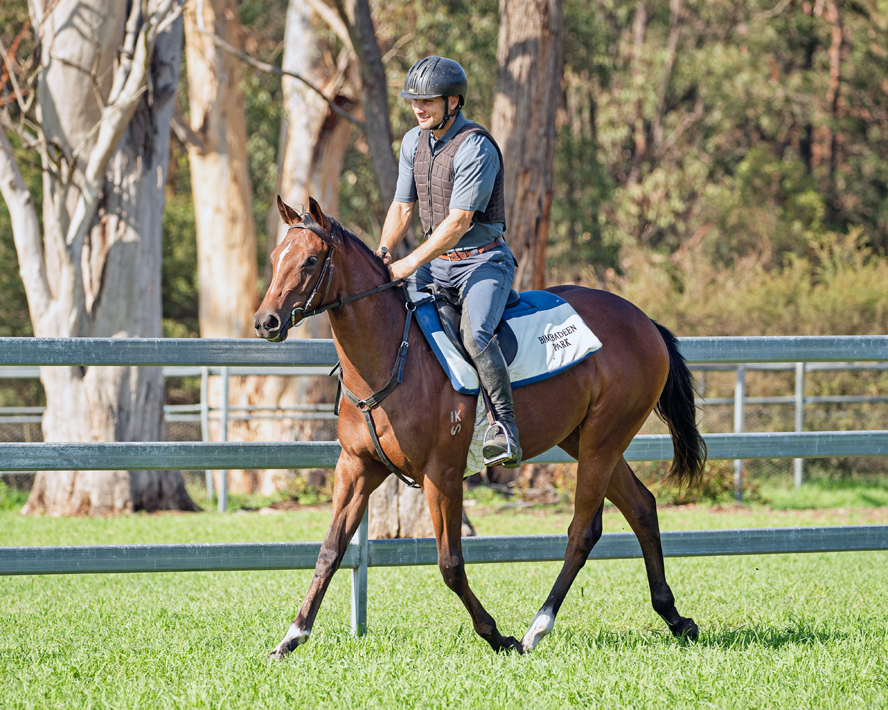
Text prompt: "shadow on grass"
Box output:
[[696, 623, 852, 649], [561, 620, 860, 651]]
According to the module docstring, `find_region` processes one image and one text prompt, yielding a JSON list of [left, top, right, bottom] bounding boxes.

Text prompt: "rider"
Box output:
[[377, 56, 522, 468]]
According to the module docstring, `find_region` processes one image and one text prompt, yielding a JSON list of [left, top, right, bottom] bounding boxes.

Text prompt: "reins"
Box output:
[[286, 219, 421, 489]]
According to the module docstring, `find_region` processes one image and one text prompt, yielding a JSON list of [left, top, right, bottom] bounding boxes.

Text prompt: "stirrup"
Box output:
[[482, 420, 518, 467]]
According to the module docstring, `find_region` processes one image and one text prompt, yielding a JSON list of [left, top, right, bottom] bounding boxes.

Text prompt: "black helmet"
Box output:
[[400, 56, 468, 108]]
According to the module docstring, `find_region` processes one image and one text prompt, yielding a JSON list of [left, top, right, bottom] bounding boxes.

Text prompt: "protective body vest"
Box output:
[[413, 122, 507, 237]]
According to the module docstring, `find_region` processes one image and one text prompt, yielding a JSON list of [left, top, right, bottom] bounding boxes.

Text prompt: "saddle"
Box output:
[[422, 284, 520, 365], [410, 286, 601, 396]]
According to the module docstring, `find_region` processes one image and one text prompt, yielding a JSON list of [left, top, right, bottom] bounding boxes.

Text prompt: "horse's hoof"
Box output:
[[268, 623, 311, 659], [521, 610, 555, 652], [671, 617, 699, 641], [496, 635, 524, 654]]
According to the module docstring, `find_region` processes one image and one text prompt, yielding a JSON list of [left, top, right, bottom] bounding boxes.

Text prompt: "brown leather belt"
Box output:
[[437, 237, 504, 261]]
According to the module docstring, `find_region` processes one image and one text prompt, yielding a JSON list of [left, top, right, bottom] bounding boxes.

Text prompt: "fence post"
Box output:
[[733, 364, 746, 502], [200, 366, 214, 502], [350, 508, 369, 636], [218, 366, 229, 513], [794, 362, 805, 488]]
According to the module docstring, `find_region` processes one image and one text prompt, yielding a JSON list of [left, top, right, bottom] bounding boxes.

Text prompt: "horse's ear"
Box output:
[[277, 195, 301, 226], [307, 196, 332, 232]]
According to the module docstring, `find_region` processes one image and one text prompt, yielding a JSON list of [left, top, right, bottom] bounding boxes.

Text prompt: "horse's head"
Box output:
[[254, 196, 336, 342]]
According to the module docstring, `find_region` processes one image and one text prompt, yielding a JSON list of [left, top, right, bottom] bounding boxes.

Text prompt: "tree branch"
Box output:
[[64, 0, 182, 248], [194, 0, 364, 128], [334, 0, 399, 205], [0, 35, 29, 114], [0, 129, 52, 315], [652, 0, 682, 150], [303, 0, 354, 54], [170, 107, 206, 153]]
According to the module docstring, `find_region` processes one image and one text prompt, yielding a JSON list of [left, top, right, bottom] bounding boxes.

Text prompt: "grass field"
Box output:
[[1, 495, 887, 709]]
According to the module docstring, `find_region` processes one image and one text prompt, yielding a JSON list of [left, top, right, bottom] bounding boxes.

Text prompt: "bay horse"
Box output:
[[255, 196, 706, 658]]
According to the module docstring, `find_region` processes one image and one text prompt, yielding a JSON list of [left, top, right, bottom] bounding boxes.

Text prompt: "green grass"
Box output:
[[1, 504, 887, 708], [762, 479, 888, 510]]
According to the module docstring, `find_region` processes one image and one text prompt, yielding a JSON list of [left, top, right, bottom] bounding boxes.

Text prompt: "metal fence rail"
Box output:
[[2, 526, 886, 576], [1, 335, 887, 366], [1, 335, 887, 636], [0, 431, 886, 470]]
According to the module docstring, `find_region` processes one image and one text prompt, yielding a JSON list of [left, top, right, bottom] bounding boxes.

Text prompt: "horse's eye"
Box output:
[[306, 256, 318, 267]]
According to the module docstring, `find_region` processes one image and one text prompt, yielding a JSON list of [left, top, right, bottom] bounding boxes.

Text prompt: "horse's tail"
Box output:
[[653, 322, 707, 487]]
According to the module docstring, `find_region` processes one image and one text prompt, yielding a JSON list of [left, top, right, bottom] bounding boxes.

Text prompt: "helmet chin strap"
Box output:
[[433, 99, 458, 131]]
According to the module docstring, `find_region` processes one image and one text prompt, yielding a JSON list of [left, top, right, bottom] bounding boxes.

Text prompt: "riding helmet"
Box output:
[[400, 56, 468, 109]]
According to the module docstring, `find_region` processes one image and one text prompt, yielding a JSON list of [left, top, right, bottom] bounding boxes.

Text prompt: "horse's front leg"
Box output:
[[270, 453, 387, 659], [425, 470, 522, 654]]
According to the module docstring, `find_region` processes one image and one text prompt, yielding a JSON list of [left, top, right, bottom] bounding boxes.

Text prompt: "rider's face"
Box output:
[[411, 97, 457, 130]]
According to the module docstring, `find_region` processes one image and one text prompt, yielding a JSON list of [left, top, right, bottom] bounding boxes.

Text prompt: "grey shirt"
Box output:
[[394, 112, 504, 250]]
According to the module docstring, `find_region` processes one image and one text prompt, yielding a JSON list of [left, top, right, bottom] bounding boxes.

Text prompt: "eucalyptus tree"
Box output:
[[491, 0, 564, 292], [0, 1, 197, 514]]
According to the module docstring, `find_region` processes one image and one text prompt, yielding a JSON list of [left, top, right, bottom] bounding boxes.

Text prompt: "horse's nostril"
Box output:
[[264, 315, 280, 331]]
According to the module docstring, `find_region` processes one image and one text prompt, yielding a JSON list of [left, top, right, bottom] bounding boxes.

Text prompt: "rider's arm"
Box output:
[[377, 200, 415, 261], [388, 208, 474, 281], [378, 128, 421, 263]]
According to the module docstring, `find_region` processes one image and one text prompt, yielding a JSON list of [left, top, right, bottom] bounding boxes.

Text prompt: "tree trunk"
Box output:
[[626, 0, 648, 190], [0, 1, 198, 515], [183, 0, 275, 495], [184, 0, 258, 340], [824, 0, 843, 203], [335, 0, 404, 231], [227, 0, 360, 497], [491, 0, 564, 291], [369, 477, 475, 539]]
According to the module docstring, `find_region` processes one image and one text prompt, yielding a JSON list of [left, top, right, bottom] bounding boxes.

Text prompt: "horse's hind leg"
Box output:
[[606, 457, 698, 639], [520, 444, 616, 652]]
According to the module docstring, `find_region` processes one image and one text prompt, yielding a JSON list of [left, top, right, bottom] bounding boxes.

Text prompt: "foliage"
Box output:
[[548, 0, 888, 278], [645, 459, 766, 506], [0, 479, 28, 510], [577, 226, 888, 337], [5, 0, 888, 342]]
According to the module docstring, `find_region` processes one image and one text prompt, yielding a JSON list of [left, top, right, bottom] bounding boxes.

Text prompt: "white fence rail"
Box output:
[[1, 336, 887, 636]]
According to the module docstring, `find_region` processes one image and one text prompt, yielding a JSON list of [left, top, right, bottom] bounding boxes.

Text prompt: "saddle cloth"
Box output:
[[409, 288, 602, 477], [409, 288, 602, 396]]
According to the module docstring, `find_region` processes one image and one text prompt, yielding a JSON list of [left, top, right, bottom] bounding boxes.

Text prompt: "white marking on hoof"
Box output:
[[521, 610, 555, 652], [270, 623, 310, 659]]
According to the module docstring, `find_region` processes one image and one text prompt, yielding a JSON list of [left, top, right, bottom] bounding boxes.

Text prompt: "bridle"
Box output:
[[281, 218, 403, 329]]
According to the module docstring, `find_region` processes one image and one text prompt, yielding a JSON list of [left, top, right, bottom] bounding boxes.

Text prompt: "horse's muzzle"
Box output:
[[254, 312, 291, 342]]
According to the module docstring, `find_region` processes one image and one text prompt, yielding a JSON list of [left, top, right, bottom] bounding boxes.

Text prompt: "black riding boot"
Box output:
[[472, 335, 522, 468]]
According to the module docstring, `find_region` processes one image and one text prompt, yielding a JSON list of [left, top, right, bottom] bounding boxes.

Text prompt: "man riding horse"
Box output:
[[377, 56, 522, 468]]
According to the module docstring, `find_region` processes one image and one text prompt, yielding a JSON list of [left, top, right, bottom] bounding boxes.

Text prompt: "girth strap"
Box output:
[[337, 301, 421, 489]]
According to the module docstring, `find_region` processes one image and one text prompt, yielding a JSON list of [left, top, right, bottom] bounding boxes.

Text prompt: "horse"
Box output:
[[254, 196, 707, 659]]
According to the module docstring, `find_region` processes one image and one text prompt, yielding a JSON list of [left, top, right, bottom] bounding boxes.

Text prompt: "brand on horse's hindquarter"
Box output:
[[450, 408, 463, 435]]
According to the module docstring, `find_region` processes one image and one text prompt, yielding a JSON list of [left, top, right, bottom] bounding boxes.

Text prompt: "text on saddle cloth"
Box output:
[[409, 288, 603, 396]]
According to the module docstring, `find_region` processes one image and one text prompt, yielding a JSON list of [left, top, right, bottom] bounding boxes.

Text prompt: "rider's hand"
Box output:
[[376, 245, 393, 265], [388, 258, 417, 283]]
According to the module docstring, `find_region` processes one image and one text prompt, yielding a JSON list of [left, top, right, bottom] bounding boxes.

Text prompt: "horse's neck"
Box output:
[[327, 251, 410, 394]]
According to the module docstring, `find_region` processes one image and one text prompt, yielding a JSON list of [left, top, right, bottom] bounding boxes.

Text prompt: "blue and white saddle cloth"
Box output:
[[409, 288, 602, 476], [409, 288, 602, 395]]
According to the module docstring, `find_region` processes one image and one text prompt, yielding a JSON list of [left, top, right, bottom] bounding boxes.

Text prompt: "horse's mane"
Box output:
[[327, 217, 404, 296]]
